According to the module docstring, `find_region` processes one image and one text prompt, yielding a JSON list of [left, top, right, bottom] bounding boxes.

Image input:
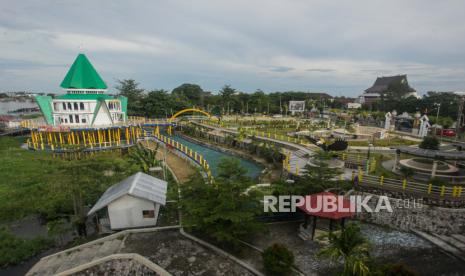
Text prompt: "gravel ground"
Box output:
[[121, 230, 254, 276]]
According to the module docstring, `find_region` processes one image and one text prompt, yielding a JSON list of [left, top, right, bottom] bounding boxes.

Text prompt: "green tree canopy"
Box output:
[[293, 151, 343, 195], [172, 83, 204, 106], [115, 79, 145, 115], [181, 158, 262, 249], [318, 223, 371, 276], [262, 243, 295, 276], [419, 136, 439, 150]]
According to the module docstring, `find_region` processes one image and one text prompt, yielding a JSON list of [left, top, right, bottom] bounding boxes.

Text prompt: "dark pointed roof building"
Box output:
[[359, 74, 418, 105]]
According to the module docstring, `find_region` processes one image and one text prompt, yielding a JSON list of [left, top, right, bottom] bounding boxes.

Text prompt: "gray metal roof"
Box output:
[[87, 172, 168, 216]]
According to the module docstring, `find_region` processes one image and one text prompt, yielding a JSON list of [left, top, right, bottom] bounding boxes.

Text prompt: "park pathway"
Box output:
[[191, 121, 317, 176], [412, 230, 465, 263], [144, 140, 196, 183]]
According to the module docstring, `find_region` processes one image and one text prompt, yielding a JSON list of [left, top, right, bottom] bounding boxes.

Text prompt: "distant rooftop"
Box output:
[[364, 75, 415, 94]]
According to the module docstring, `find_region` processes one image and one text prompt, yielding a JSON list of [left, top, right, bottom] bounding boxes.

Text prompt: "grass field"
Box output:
[[0, 136, 138, 222]]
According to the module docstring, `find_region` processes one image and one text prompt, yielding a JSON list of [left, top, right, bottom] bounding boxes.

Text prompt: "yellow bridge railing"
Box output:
[[153, 132, 213, 182]]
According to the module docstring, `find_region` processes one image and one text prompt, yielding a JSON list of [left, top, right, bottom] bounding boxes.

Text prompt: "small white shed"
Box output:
[[88, 172, 168, 230]]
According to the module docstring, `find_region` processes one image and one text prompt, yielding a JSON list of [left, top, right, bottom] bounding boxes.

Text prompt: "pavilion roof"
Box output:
[[297, 191, 354, 220]]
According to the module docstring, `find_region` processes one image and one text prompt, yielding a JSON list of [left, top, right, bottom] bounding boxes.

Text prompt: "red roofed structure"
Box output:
[[298, 192, 354, 240], [298, 191, 354, 220]]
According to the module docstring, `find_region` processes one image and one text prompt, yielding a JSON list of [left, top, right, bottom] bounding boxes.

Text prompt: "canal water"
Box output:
[[168, 134, 264, 179]]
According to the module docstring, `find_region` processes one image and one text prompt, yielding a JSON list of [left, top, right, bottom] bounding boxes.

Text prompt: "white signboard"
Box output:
[[289, 101, 305, 113]]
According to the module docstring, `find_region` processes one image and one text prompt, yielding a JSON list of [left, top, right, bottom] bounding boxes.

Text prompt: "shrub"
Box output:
[[399, 166, 415, 179], [262, 243, 294, 276], [0, 228, 53, 267], [419, 136, 439, 150]]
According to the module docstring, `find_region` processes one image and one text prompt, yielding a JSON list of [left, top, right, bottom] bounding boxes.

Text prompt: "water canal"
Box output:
[[167, 134, 264, 179]]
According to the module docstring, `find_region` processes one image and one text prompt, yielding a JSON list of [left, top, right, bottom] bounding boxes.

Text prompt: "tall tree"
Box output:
[[115, 79, 145, 115], [294, 151, 343, 195], [219, 85, 236, 115], [172, 83, 204, 107], [144, 89, 172, 117], [181, 158, 262, 248]]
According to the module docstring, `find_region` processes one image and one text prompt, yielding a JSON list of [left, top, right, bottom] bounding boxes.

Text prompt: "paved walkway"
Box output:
[[412, 230, 465, 263]]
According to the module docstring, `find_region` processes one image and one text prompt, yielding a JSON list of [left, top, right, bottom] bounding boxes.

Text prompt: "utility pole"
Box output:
[[434, 102, 441, 123]]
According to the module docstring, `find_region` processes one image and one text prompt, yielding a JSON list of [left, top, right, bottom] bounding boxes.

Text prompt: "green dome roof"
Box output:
[[60, 54, 108, 89]]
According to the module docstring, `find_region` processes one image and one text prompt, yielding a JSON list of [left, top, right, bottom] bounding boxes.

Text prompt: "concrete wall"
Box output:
[[93, 104, 112, 126], [356, 193, 465, 234], [108, 195, 160, 230]]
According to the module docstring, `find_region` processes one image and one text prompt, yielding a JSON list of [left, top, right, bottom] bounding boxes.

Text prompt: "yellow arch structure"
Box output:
[[167, 108, 216, 135], [168, 108, 213, 122]]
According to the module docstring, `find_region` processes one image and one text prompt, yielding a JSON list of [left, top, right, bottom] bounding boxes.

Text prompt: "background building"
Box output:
[[359, 75, 419, 105], [35, 53, 127, 127]]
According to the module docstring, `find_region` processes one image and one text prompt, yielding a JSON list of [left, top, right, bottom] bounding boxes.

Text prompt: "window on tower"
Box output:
[[74, 103, 78, 110], [67, 102, 72, 110], [63, 102, 67, 110], [80, 102, 85, 110]]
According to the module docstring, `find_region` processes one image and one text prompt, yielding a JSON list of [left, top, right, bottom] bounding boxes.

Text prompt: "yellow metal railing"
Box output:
[[26, 126, 143, 151], [153, 132, 213, 182], [358, 174, 465, 200]]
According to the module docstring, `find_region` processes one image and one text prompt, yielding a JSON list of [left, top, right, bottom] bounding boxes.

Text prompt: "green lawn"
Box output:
[[0, 137, 138, 222]]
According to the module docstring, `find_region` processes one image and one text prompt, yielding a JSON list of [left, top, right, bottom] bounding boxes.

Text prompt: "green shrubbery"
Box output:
[[0, 228, 53, 267], [419, 136, 439, 150], [0, 137, 138, 222], [262, 243, 295, 275]]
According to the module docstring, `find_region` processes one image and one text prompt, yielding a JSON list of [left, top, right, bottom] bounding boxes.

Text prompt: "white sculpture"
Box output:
[[419, 114, 430, 137], [385, 112, 392, 130]]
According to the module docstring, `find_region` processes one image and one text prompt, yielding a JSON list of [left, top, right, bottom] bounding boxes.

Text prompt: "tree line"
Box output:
[[114, 79, 347, 117], [115, 79, 461, 121]]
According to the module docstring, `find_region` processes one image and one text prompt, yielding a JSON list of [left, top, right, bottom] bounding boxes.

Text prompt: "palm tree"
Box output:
[[129, 142, 160, 173], [318, 223, 371, 276]]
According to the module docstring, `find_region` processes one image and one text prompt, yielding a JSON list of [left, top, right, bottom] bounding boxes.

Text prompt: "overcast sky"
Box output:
[[1, 0, 465, 96]]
